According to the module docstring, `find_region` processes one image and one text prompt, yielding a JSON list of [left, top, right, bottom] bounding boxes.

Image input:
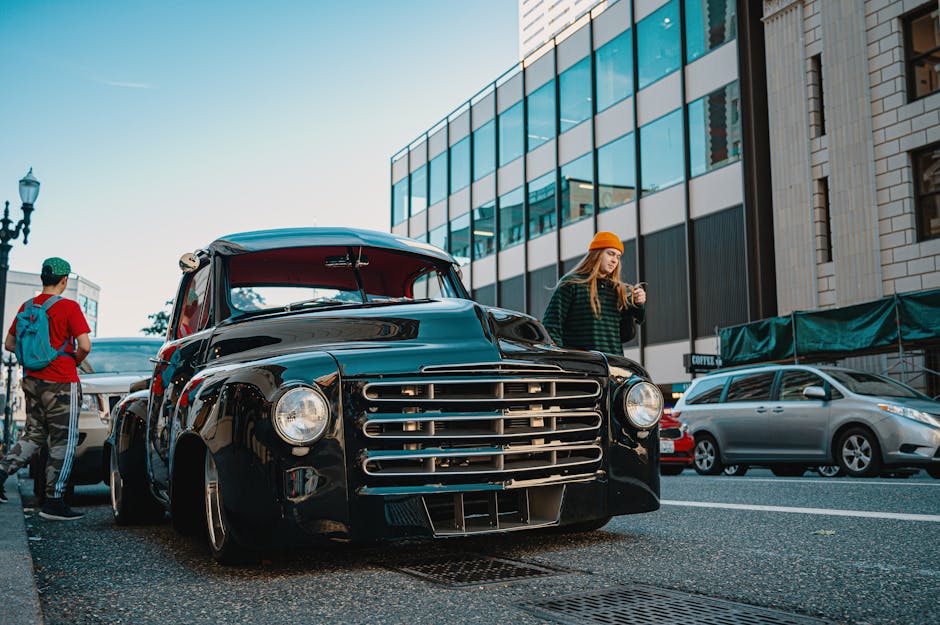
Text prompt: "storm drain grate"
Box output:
[[519, 584, 837, 625], [391, 554, 568, 588]]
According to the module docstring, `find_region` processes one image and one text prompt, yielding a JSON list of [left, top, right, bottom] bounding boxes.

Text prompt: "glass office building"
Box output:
[[390, 0, 774, 389]]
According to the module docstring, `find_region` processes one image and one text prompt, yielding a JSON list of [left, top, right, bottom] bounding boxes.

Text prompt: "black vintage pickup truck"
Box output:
[[106, 227, 663, 563]]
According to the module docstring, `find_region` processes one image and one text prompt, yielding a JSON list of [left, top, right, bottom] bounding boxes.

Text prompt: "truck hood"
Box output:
[[207, 298, 620, 378]]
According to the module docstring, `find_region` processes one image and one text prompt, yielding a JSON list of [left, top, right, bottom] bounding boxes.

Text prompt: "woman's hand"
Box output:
[[632, 286, 646, 305]]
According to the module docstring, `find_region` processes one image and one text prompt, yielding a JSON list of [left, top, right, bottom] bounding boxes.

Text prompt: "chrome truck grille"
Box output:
[[357, 369, 605, 496]]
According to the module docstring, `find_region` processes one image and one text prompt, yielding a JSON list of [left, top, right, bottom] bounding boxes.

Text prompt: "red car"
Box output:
[[659, 408, 694, 475]]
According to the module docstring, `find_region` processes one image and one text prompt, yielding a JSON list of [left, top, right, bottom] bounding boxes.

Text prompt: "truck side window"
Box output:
[[175, 265, 211, 339]]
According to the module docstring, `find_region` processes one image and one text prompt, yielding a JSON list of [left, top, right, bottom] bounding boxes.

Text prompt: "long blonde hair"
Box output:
[[564, 249, 639, 318]]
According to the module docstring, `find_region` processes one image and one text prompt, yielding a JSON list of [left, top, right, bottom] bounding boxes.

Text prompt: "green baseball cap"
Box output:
[[41, 257, 71, 276]]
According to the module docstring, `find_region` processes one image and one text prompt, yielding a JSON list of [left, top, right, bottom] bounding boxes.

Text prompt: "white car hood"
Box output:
[[79, 372, 150, 394]]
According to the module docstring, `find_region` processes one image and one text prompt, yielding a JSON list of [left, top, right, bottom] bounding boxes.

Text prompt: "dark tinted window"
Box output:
[[725, 372, 776, 402], [499, 274, 525, 313], [685, 376, 727, 404], [693, 205, 747, 335], [778, 370, 827, 401], [643, 225, 688, 343]]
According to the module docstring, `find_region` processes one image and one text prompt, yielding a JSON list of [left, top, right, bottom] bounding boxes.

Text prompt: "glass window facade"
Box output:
[[906, 5, 940, 100], [637, 0, 680, 90], [685, 0, 736, 63], [428, 223, 448, 252], [597, 133, 636, 212], [527, 80, 556, 151], [473, 120, 496, 180], [914, 142, 940, 241], [640, 109, 683, 195], [595, 29, 632, 112], [688, 81, 741, 178], [499, 102, 524, 166], [560, 152, 594, 225], [450, 137, 470, 192], [450, 213, 471, 264], [392, 177, 408, 225], [559, 57, 592, 133], [527, 171, 557, 239], [498, 187, 525, 249], [410, 165, 427, 215], [429, 152, 448, 205], [472, 202, 496, 259]]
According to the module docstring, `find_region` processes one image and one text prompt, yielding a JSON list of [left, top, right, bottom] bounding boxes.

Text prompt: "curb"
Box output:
[[0, 472, 44, 625]]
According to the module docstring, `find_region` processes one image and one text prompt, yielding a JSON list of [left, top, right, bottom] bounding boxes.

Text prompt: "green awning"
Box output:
[[719, 288, 940, 367]]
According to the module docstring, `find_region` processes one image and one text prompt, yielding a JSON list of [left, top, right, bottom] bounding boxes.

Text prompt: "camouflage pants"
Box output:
[[0, 377, 80, 499]]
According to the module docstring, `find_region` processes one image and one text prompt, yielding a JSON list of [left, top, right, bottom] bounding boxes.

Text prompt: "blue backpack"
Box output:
[[15, 296, 71, 370]]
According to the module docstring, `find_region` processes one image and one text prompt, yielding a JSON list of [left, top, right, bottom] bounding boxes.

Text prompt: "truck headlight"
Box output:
[[623, 381, 664, 430], [273, 386, 330, 444]]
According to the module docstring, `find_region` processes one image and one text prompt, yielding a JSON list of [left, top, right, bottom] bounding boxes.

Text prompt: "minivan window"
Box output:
[[778, 370, 827, 401], [724, 371, 776, 402], [685, 376, 727, 404], [827, 370, 929, 400]]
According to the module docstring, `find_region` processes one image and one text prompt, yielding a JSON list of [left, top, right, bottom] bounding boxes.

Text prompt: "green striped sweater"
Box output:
[[541, 274, 645, 355]]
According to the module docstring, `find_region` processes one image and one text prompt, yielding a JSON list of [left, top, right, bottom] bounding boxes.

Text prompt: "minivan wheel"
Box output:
[[837, 427, 882, 478], [723, 464, 749, 476], [693, 435, 724, 475], [816, 465, 844, 478]]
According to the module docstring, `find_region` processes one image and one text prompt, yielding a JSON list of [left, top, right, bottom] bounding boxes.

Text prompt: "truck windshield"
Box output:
[[226, 245, 464, 314]]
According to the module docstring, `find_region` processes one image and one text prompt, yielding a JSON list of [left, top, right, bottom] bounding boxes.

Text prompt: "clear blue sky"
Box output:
[[0, 0, 518, 335]]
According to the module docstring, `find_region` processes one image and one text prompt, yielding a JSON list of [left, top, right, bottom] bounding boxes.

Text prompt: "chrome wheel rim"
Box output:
[[695, 440, 715, 471], [817, 465, 841, 477], [205, 451, 225, 551], [842, 435, 872, 472], [109, 446, 122, 517], [723, 465, 740, 475]]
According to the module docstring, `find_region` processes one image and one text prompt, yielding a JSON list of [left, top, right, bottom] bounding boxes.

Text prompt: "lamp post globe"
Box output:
[[18, 168, 40, 206]]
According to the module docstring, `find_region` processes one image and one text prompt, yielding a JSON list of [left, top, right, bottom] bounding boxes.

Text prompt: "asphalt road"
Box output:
[[22, 469, 940, 625]]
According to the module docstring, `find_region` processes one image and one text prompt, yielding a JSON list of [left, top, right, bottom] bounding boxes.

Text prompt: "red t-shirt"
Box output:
[[8, 294, 91, 383]]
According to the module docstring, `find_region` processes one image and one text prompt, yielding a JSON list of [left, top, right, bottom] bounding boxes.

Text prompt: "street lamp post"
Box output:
[[0, 168, 40, 451]]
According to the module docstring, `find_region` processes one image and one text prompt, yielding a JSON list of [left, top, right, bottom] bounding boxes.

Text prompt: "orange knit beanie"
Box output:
[[588, 231, 623, 253]]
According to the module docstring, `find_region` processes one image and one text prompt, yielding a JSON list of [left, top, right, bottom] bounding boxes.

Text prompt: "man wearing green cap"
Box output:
[[0, 257, 92, 521]]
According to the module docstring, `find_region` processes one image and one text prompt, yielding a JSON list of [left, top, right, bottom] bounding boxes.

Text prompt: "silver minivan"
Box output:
[[673, 364, 940, 478]]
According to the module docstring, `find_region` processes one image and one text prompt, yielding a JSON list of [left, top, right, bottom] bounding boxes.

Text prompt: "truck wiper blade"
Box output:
[[285, 297, 362, 311]]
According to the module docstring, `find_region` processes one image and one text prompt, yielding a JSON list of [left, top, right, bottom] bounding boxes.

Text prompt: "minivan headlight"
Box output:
[[624, 381, 664, 430], [273, 386, 330, 444], [877, 404, 940, 428]]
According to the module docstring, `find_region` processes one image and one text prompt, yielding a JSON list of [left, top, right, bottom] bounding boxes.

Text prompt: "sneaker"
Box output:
[[39, 497, 84, 521], [0, 470, 8, 504]]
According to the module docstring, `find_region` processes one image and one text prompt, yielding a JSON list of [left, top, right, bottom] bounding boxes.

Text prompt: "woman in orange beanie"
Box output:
[[541, 231, 646, 355]]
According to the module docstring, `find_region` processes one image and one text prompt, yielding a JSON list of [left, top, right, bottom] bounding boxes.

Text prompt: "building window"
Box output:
[[905, 5, 940, 100], [499, 102, 524, 166], [688, 81, 741, 178], [597, 133, 636, 212], [692, 205, 747, 336], [499, 275, 525, 313], [498, 187, 525, 249], [528, 264, 558, 320], [643, 224, 689, 344], [410, 165, 427, 216], [809, 54, 826, 138], [428, 223, 448, 252], [914, 142, 940, 241], [560, 152, 594, 225], [637, 0, 680, 90], [815, 177, 833, 262], [472, 202, 497, 259], [527, 80, 556, 151], [473, 120, 496, 180], [559, 57, 592, 133], [528, 171, 557, 239], [450, 137, 470, 193], [684, 0, 736, 63], [429, 152, 448, 206], [450, 213, 471, 265], [595, 29, 633, 112], [392, 177, 409, 225], [640, 108, 684, 195]]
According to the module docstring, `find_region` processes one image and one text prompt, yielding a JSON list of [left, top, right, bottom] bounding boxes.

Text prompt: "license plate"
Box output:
[[660, 440, 675, 454]]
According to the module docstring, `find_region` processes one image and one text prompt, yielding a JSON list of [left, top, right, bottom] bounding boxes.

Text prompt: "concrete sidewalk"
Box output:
[[0, 473, 44, 625]]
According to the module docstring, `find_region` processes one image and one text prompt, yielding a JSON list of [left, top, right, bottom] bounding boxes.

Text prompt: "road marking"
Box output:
[[692, 476, 940, 487], [661, 500, 940, 522]]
